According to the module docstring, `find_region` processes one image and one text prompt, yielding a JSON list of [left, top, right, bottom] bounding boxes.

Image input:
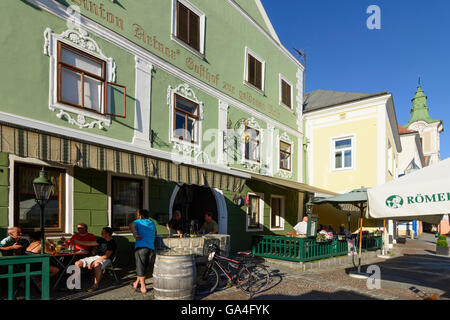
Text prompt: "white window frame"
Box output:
[[330, 135, 356, 172], [246, 192, 264, 232], [243, 125, 261, 165], [279, 140, 292, 172], [45, 28, 116, 126], [170, 0, 206, 58], [167, 84, 204, 150], [243, 47, 266, 94], [8, 155, 74, 236], [269, 195, 285, 231], [279, 73, 294, 110]]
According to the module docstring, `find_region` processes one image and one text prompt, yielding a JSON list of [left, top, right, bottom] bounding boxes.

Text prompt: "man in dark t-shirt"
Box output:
[[73, 227, 117, 292], [166, 210, 183, 235]]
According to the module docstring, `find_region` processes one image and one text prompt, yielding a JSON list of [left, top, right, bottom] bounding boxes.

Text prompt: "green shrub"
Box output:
[[437, 240, 448, 247], [438, 235, 447, 241]]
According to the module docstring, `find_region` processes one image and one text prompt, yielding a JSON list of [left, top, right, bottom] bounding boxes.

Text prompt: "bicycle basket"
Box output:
[[203, 239, 220, 256]]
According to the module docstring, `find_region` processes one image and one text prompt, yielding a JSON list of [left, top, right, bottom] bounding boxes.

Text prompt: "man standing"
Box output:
[[73, 227, 117, 292], [0, 227, 29, 256], [199, 212, 218, 234], [294, 216, 308, 236], [130, 209, 156, 294]]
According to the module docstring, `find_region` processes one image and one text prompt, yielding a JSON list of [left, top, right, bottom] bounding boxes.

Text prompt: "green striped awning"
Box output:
[[0, 124, 246, 192]]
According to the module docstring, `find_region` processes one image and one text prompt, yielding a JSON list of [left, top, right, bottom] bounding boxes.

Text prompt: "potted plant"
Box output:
[[436, 235, 449, 256]]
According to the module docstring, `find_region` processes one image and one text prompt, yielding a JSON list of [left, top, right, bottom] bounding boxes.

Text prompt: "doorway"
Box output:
[[171, 184, 218, 234]]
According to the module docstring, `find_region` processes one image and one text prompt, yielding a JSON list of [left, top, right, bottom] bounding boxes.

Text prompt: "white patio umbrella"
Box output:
[[367, 158, 450, 225]]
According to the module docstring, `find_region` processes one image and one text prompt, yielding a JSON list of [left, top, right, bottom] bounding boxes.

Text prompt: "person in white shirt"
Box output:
[[294, 216, 308, 236]]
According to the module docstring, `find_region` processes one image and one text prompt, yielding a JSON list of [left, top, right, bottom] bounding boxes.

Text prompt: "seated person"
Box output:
[[339, 224, 353, 239], [318, 226, 333, 240], [293, 216, 308, 236], [166, 210, 183, 235], [73, 227, 117, 292], [316, 224, 323, 234], [328, 225, 336, 234], [0, 227, 29, 256], [25, 232, 60, 287], [199, 212, 218, 235], [63, 223, 97, 252]]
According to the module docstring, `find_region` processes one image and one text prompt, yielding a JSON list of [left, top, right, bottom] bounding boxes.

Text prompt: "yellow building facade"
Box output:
[[303, 90, 402, 245]]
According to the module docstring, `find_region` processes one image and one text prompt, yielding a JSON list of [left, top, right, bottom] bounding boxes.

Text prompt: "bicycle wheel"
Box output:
[[237, 264, 270, 295], [196, 264, 219, 295]]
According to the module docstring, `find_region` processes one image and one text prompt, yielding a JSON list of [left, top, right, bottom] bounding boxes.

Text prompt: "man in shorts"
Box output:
[[73, 227, 117, 292]]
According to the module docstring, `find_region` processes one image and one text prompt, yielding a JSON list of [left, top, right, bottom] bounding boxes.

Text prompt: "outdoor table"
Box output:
[[51, 250, 89, 290]]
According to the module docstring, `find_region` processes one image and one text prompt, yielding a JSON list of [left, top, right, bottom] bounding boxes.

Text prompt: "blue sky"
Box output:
[[262, 0, 449, 160]]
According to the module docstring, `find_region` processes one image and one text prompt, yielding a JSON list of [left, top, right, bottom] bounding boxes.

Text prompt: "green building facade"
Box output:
[[0, 0, 324, 263]]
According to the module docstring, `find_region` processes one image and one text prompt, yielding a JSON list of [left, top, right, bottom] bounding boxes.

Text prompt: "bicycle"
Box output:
[[196, 243, 271, 296]]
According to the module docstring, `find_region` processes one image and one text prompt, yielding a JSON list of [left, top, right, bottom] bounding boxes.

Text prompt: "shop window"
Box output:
[[280, 141, 292, 171], [14, 163, 65, 234], [57, 41, 126, 118], [333, 137, 354, 170], [244, 126, 260, 162], [173, 93, 199, 144], [270, 196, 285, 230], [247, 194, 263, 230], [112, 177, 143, 231]]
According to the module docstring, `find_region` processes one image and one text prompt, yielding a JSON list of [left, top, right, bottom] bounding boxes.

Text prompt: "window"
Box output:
[[247, 194, 262, 230], [57, 41, 126, 118], [280, 77, 292, 108], [244, 126, 260, 162], [244, 48, 265, 92], [247, 54, 263, 90], [176, 1, 200, 52], [280, 141, 292, 171], [14, 164, 65, 233], [173, 93, 199, 144], [270, 196, 285, 230], [112, 177, 143, 231], [333, 138, 353, 170]]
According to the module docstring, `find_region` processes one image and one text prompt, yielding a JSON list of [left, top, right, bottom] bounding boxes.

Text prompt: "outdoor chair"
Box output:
[[104, 256, 120, 284]]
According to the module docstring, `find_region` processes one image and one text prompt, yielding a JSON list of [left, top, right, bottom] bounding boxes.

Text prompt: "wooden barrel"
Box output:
[[152, 252, 197, 300]]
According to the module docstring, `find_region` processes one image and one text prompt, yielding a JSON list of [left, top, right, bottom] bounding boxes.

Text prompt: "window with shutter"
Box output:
[[247, 53, 263, 90], [176, 1, 200, 52], [245, 49, 265, 92], [280, 76, 292, 108]]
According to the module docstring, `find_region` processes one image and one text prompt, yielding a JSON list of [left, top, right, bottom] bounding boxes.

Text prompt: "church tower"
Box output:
[[405, 86, 444, 165]]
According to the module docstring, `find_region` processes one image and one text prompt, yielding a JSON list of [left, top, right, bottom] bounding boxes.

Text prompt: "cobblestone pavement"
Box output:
[[200, 233, 450, 301], [4, 233, 448, 300]]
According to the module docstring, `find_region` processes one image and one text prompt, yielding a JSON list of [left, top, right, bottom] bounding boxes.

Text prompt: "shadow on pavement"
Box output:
[[344, 252, 450, 299], [250, 290, 378, 300]]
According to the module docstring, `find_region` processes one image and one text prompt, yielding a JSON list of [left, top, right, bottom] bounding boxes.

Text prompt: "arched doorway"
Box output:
[[169, 184, 227, 234]]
